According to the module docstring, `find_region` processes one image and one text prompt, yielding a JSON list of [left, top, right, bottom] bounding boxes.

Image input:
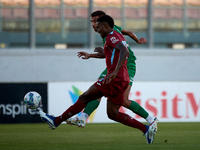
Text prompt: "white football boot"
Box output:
[[144, 123, 157, 144], [66, 117, 79, 126], [77, 116, 86, 128], [149, 117, 158, 132]]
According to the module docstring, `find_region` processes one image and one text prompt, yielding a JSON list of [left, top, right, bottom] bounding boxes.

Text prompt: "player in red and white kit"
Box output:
[[39, 15, 157, 144]]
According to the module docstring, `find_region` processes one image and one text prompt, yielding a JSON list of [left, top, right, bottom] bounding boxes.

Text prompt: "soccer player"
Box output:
[[39, 15, 157, 144], [67, 10, 157, 128]]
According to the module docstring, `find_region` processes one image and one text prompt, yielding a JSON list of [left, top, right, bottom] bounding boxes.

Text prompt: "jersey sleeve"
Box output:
[[106, 32, 122, 48], [114, 25, 123, 32]]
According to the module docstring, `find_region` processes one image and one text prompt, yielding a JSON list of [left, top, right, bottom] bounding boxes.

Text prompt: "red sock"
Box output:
[[55, 99, 86, 125], [115, 112, 147, 133]]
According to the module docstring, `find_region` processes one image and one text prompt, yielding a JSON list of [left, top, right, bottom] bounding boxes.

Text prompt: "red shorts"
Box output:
[[94, 78, 129, 105]]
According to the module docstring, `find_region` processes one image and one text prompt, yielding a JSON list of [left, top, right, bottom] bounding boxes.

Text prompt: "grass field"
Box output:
[[0, 122, 200, 150]]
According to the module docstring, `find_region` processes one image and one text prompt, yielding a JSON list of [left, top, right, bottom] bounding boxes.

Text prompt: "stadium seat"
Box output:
[[125, 8, 139, 19], [126, 20, 147, 30], [13, 8, 28, 19], [93, 0, 108, 6], [169, 9, 183, 19], [64, 8, 77, 19], [140, 0, 148, 6], [63, 0, 79, 6], [1, 8, 15, 19], [93, 8, 107, 14], [137, 8, 147, 19], [107, 0, 121, 6], [43, 9, 60, 19], [124, 0, 143, 6], [35, 8, 44, 19], [46, 0, 61, 6], [1, 0, 16, 6], [106, 8, 121, 19], [153, 9, 169, 19], [187, 9, 200, 19], [153, 0, 172, 6], [76, 0, 89, 6], [36, 8, 61, 19], [187, 0, 200, 6], [171, 0, 183, 6], [76, 8, 88, 19], [34, 0, 48, 6], [14, 0, 29, 6]]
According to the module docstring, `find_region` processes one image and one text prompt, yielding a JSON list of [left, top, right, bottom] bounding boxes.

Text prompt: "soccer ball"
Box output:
[[24, 91, 42, 109]]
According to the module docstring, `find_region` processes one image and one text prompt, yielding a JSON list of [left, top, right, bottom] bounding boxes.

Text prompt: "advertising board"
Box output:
[[48, 82, 200, 123], [0, 83, 47, 123]]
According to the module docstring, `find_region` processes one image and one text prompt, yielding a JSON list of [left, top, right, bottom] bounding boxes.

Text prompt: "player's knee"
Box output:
[[79, 93, 89, 104], [107, 113, 114, 120], [123, 99, 131, 108], [123, 100, 128, 107], [107, 111, 117, 120]]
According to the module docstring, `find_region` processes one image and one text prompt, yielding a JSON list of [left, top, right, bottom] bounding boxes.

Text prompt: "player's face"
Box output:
[[96, 22, 107, 38], [90, 16, 99, 32]]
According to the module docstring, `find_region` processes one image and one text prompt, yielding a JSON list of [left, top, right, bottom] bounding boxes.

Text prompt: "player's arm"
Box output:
[[94, 47, 105, 58], [103, 41, 129, 84], [77, 47, 105, 59], [121, 29, 147, 44], [112, 41, 129, 76]]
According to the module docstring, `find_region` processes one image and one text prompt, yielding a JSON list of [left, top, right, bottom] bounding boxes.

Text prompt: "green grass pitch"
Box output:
[[0, 122, 200, 150]]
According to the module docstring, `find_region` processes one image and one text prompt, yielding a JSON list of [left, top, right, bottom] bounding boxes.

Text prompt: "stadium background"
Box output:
[[0, 0, 200, 123]]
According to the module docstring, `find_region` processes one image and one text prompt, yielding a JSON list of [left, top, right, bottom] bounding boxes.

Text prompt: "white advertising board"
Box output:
[[48, 82, 200, 123]]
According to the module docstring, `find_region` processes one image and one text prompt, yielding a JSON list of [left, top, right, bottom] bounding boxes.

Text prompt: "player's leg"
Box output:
[[69, 97, 101, 128], [123, 84, 155, 125], [67, 69, 107, 126], [81, 97, 101, 118], [107, 99, 147, 133], [107, 99, 157, 144], [125, 60, 157, 125], [82, 68, 107, 116], [39, 84, 103, 129], [66, 97, 101, 126]]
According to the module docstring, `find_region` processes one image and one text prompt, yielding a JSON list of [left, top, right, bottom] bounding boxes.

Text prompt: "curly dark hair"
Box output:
[[91, 10, 106, 17], [97, 15, 114, 28]]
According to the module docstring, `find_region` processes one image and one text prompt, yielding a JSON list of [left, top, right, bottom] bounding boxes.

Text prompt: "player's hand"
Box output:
[[77, 51, 90, 59], [94, 47, 105, 58], [138, 37, 147, 44], [103, 72, 116, 84], [94, 47, 104, 53]]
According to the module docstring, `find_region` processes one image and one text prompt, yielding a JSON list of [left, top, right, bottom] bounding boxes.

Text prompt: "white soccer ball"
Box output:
[[24, 91, 42, 109]]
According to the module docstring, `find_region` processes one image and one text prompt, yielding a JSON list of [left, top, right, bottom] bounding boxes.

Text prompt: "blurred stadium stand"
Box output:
[[0, 0, 200, 48]]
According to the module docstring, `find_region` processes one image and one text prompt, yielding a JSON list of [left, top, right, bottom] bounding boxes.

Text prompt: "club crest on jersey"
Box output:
[[110, 37, 119, 44]]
